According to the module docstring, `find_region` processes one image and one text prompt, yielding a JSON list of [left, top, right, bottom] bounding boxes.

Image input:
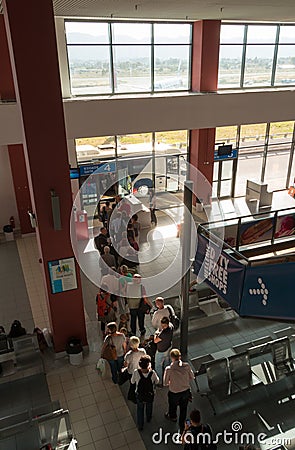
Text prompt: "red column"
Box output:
[[0, 15, 15, 100], [0, 15, 32, 233], [190, 20, 221, 203], [3, 0, 87, 351], [8, 144, 33, 233]]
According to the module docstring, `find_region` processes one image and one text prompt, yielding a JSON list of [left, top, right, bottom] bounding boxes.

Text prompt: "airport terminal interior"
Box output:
[[1, 0, 295, 449]]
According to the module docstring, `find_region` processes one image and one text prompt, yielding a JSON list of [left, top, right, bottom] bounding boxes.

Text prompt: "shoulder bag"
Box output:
[[101, 336, 117, 361]]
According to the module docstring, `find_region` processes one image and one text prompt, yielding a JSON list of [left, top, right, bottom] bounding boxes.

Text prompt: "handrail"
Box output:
[[201, 204, 295, 227], [198, 223, 250, 264], [201, 205, 295, 254]]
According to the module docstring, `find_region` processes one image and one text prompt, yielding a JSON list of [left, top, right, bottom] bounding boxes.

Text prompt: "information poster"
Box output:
[[48, 257, 77, 294]]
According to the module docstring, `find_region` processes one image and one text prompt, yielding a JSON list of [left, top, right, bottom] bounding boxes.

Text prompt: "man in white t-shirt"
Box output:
[[101, 268, 119, 296], [152, 297, 175, 331]]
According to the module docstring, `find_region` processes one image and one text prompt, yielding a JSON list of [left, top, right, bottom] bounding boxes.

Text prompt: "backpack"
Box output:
[[96, 292, 111, 318], [184, 424, 217, 450], [137, 370, 154, 403], [167, 305, 180, 331]]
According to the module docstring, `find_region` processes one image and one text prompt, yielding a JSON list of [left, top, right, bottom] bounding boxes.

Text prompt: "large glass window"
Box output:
[[67, 46, 111, 95], [65, 21, 191, 96], [117, 133, 153, 157], [215, 126, 238, 146], [76, 136, 116, 163], [218, 45, 243, 88], [244, 45, 275, 87], [215, 121, 295, 198], [113, 46, 151, 93], [264, 121, 294, 191], [218, 23, 295, 90], [75, 131, 188, 204], [154, 130, 188, 155]]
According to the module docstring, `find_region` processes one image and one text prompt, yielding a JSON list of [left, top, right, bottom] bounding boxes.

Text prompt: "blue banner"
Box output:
[[79, 162, 116, 176], [194, 234, 246, 312], [240, 262, 295, 320]]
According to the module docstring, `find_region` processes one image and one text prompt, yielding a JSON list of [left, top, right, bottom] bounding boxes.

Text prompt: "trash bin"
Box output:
[[66, 337, 83, 366], [3, 225, 14, 241]]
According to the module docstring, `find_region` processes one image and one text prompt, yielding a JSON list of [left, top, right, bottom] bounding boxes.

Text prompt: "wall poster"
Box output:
[[48, 257, 77, 294]]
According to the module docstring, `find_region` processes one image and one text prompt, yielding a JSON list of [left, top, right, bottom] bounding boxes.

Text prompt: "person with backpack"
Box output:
[[152, 297, 179, 331], [181, 409, 216, 450], [131, 354, 159, 431], [164, 348, 194, 434], [96, 285, 116, 337]]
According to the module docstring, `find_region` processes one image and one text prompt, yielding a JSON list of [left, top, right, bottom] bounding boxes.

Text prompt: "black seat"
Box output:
[[191, 353, 214, 375], [228, 352, 262, 392], [273, 327, 295, 339], [270, 337, 295, 379], [197, 358, 230, 415], [233, 340, 253, 354], [0, 334, 13, 354], [251, 335, 272, 347]]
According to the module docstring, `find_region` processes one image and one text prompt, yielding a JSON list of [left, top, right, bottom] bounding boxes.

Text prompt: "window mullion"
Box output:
[[240, 25, 247, 88], [109, 22, 115, 94], [151, 23, 155, 93], [271, 25, 280, 86]]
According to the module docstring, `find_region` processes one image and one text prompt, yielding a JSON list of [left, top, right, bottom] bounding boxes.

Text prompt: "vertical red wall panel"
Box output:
[[190, 20, 221, 200], [3, 0, 87, 351]]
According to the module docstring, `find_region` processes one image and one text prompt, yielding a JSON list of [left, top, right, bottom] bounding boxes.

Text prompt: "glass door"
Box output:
[[213, 159, 235, 198]]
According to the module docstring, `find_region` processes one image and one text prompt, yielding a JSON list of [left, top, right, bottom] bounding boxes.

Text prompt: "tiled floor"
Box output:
[[1, 190, 295, 449]]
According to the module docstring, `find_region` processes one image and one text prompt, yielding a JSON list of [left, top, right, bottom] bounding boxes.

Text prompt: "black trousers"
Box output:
[[150, 208, 157, 225], [168, 389, 191, 433]]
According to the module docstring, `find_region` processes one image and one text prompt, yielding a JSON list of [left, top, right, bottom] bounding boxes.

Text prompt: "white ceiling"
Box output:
[[1, 0, 295, 22], [52, 0, 295, 22]]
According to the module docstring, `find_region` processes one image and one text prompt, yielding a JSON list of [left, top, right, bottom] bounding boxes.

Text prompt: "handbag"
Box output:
[[101, 336, 117, 361], [139, 297, 151, 314], [96, 358, 107, 376], [138, 286, 151, 314], [118, 367, 131, 385], [167, 305, 180, 331]]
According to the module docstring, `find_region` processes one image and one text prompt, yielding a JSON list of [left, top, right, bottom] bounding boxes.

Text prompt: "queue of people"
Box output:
[[95, 197, 141, 273]]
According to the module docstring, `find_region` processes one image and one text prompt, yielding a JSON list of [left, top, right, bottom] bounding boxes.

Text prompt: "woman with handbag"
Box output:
[[101, 322, 127, 384]]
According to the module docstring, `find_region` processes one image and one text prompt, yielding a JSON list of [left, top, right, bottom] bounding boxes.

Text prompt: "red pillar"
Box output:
[[3, 0, 87, 351], [0, 15, 32, 233], [0, 15, 15, 100], [8, 144, 33, 233], [190, 20, 221, 204]]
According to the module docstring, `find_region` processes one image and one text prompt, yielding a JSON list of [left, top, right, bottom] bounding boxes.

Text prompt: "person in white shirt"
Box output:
[[163, 348, 194, 434], [152, 297, 175, 331], [101, 268, 119, 297], [124, 336, 146, 375]]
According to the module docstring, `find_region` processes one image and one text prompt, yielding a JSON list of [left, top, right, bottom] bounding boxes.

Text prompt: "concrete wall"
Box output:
[[1, 89, 295, 145]]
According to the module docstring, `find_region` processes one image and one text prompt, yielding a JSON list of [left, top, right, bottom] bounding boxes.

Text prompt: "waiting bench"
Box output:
[[0, 334, 44, 380], [195, 353, 264, 415], [194, 335, 295, 415]]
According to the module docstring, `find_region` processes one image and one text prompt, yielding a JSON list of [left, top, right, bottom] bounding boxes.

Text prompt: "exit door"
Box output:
[[212, 159, 236, 198]]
